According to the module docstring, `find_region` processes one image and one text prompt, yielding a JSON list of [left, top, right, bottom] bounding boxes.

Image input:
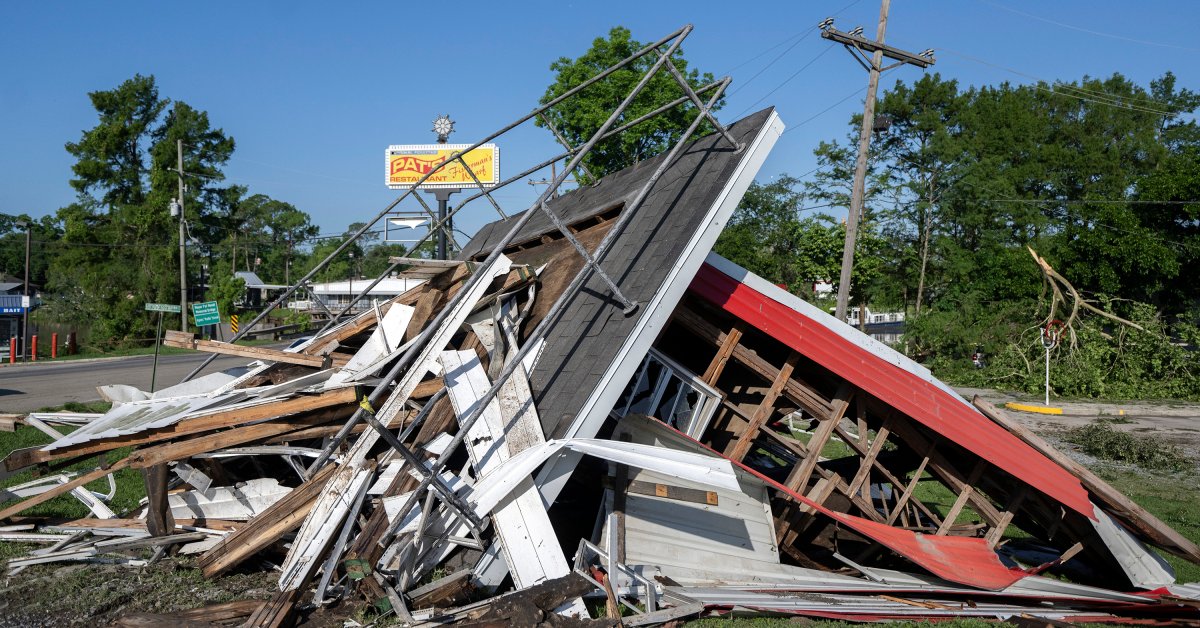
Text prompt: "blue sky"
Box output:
[[2, 1, 1197, 243]]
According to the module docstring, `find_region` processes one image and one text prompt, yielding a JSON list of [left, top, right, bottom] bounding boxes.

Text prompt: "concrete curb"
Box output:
[[1004, 402, 1064, 415]]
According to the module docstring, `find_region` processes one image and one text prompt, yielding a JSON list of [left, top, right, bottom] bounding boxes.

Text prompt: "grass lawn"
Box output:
[[0, 402, 148, 520]]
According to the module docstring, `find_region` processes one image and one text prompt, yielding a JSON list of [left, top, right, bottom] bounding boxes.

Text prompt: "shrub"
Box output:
[[1065, 423, 1190, 472]]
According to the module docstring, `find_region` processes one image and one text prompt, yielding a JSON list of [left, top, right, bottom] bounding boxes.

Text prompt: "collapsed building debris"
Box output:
[[3, 25, 1199, 627]]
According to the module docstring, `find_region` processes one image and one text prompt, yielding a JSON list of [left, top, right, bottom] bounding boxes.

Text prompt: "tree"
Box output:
[[872, 73, 964, 313], [715, 175, 886, 305], [0, 214, 59, 289], [537, 26, 723, 181], [51, 74, 237, 344]]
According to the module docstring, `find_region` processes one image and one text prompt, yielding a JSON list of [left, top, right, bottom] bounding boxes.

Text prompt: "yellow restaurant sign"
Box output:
[[385, 143, 500, 189]]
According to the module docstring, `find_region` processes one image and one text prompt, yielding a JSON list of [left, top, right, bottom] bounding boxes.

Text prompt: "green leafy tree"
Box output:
[[207, 260, 246, 319], [51, 74, 236, 345], [0, 214, 59, 289], [537, 26, 723, 181]]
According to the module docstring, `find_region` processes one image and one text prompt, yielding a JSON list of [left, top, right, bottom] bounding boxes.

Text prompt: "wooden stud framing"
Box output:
[[936, 460, 986, 535], [784, 383, 852, 494], [728, 351, 799, 461], [701, 325, 743, 385]]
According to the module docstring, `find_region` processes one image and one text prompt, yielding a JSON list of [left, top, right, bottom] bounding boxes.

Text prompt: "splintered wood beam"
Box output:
[[0, 457, 132, 521], [674, 308, 833, 419], [784, 383, 852, 494], [887, 420, 1004, 526], [2, 387, 358, 472], [128, 408, 350, 469], [974, 396, 1200, 564], [984, 485, 1029, 548], [701, 325, 743, 385], [885, 440, 935, 526], [728, 351, 799, 462], [142, 464, 175, 537], [936, 460, 986, 535], [163, 331, 351, 368]]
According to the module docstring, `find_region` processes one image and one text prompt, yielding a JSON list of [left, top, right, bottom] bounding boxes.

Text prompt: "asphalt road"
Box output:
[[0, 352, 253, 412]]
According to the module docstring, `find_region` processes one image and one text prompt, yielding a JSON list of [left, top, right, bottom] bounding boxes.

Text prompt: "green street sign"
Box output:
[[191, 301, 221, 326], [145, 303, 182, 313]]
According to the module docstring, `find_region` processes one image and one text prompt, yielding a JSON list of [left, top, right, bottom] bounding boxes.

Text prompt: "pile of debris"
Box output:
[[4, 72, 1200, 627]]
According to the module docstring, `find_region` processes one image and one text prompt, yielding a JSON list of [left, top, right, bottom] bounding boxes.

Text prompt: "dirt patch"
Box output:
[[0, 558, 275, 628], [959, 387, 1200, 469]]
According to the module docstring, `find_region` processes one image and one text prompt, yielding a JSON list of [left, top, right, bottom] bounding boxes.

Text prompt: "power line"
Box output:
[[977, 0, 1200, 53], [980, 198, 1200, 205], [781, 86, 867, 135], [937, 49, 1179, 117], [720, 0, 864, 78], [734, 46, 836, 119]]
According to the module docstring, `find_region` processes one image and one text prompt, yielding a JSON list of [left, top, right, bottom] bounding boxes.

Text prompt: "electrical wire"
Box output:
[[734, 46, 837, 119], [781, 86, 867, 135], [977, 0, 1200, 53], [937, 48, 1179, 117]]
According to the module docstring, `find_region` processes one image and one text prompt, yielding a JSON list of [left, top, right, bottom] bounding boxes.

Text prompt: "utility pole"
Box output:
[[821, 6, 934, 322], [16, 220, 30, 362], [176, 139, 188, 332]]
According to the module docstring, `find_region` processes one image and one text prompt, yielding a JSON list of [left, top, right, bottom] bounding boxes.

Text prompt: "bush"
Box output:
[[912, 298, 1200, 401], [1065, 423, 1190, 472]]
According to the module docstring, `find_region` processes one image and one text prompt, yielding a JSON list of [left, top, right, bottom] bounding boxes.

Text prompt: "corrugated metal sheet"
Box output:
[[688, 254, 1095, 519]]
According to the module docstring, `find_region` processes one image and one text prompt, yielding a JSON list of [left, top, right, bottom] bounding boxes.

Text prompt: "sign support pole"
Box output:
[[151, 310, 164, 393], [1044, 345, 1051, 407], [432, 188, 459, 260]]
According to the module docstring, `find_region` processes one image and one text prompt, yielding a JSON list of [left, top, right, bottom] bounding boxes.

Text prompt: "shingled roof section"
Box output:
[[462, 108, 780, 439]]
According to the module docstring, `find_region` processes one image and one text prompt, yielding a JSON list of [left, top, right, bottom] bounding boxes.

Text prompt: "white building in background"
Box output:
[[290, 277, 425, 314]]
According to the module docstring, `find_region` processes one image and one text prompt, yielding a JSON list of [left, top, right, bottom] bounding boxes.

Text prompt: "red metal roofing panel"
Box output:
[[687, 261, 1095, 519]]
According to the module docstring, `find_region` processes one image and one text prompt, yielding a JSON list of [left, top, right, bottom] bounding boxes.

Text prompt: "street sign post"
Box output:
[[145, 303, 182, 392]]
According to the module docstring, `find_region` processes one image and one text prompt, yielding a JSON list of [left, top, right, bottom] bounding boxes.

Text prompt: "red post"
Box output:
[[51, 332, 58, 359], [31, 335, 37, 362], [8, 337, 14, 364]]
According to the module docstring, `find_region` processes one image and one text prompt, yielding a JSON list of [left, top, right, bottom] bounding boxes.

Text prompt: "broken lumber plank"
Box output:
[[142, 464, 175, 537], [728, 351, 799, 462], [111, 599, 265, 627], [0, 457, 131, 521], [3, 387, 356, 471], [701, 324, 742, 385], [128, 409, 348, 469], [388, 256, 463, 268], [974, 396, 1200, 564], [162, 330, 350, 368], [195, 463, 336, 577], [784, 383, 852, 493], [407, 569, 475, 609]]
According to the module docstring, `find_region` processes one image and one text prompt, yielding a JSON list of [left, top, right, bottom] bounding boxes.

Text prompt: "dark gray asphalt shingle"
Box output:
[[462, 109, 774, 438]]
